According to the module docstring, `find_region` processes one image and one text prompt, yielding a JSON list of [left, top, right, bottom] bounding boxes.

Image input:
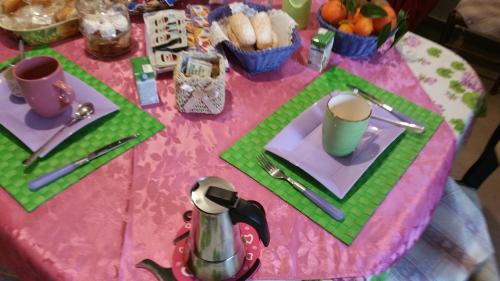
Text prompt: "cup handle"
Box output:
[[53, 80, 75, 106]]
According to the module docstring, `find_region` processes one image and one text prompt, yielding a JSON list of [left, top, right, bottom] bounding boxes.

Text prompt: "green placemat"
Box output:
[[221, 67, 443, 245], [0, 48, 165, 212]]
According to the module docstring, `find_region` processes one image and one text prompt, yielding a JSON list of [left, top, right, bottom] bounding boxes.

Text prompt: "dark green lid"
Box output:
[[312, 28, 335, 48], [130, 56, 154, 80]]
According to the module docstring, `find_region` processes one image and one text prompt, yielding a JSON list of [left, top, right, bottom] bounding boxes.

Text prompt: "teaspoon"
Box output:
[[23, 102, 95, 167]]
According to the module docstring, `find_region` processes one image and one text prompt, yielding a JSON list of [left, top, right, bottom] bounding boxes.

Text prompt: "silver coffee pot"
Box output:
[[187, 177, 270, 281]]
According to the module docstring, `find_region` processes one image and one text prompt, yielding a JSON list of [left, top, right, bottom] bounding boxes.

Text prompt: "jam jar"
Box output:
[[76, 0, 131, 58]]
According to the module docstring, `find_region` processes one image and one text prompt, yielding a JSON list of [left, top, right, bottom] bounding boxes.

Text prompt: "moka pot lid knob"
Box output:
[[190, 176, 236, 215]]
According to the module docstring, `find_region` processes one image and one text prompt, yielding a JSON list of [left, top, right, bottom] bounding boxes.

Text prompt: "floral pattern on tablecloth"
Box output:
[[0, 24, 459, 281], [396, 33, 484, 146]]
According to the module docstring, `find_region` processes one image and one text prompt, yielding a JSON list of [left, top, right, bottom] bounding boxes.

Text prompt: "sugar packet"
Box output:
[[185, 58, 213, 78]]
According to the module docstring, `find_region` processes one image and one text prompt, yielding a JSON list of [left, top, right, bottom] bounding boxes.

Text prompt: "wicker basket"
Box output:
[[174, 51, 226, 114], [208, 3, 301, 74], [317, 7, 396, 59]]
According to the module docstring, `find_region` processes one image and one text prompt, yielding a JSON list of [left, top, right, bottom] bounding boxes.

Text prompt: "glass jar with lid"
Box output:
[[76, 0, 131, 58]]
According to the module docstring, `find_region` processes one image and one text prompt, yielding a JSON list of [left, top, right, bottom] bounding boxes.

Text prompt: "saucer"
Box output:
[[0, 71, 119, 157], [171, 223, 262, 281], [265, 91, 405, 199]]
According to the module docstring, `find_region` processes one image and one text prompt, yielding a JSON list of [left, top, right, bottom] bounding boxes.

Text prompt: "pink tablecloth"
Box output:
[[0, 2, 456, 280]]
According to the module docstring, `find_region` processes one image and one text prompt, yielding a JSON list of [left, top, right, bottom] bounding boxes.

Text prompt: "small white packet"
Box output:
[[186, 58, 213, 78]]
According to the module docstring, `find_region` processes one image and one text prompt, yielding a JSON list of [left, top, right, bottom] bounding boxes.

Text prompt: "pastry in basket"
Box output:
[[226, 11, 280, 51], [227, 12, 255, 50], [2, 0, 24, 14], [54, 1, 77, 22], [271, 30, 278, 48], [1, 0, 53, 14], [0, 0, 77, 30], [209, 3, 300, 73], [251, 12, 272, 49]]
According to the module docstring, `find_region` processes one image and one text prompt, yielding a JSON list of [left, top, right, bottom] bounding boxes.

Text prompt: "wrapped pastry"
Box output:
[[31, 0, 52, 6], [250, 12, 272, 50], [226, 26, 240, 48], [2, 0, 53, 13], [227, 12, 255, 49], [271, 30, 278, 48], [55, 4, 77, 22], [1, 0, 25, 14]]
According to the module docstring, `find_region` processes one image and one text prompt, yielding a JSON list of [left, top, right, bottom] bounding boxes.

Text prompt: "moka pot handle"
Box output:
[[204, 186, 270, 247], [230, 198, 270, 247]]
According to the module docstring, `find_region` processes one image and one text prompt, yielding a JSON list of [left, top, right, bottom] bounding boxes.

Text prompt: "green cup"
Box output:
[[322, 94, 372, 157], [282, 0, 312, 30]]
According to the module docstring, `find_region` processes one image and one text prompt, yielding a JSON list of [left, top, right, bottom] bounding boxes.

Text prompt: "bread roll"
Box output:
[[251, 12, 273, 50], [226, 26, 240, 48], [240, 45, 255, 52], [271, 30, 278, 48], [228, 13, 256, 48]]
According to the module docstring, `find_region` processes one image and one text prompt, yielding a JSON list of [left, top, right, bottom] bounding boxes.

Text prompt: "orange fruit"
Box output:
[[338, 19, 354, 25], [373, 4, 397, 33], [353, 16, 373, 36], [347, 7, 361, 22], [338, 23, 354, 33], [321, 0, 347, 26]]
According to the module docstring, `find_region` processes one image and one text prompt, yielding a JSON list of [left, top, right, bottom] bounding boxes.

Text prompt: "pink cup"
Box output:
[[13, 56, 75, 118]]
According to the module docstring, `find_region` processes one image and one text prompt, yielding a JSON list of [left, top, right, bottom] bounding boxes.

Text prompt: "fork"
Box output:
[[257, 154, 344, 221]]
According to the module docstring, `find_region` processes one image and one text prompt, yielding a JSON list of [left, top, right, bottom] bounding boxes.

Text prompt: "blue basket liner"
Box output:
[[316, 7, 396, 59]]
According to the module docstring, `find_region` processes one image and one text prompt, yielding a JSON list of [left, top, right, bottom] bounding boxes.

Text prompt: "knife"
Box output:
[[371, 115, 425, 134], [346, 84, 426, 133], [28, 134, 139, 191]]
